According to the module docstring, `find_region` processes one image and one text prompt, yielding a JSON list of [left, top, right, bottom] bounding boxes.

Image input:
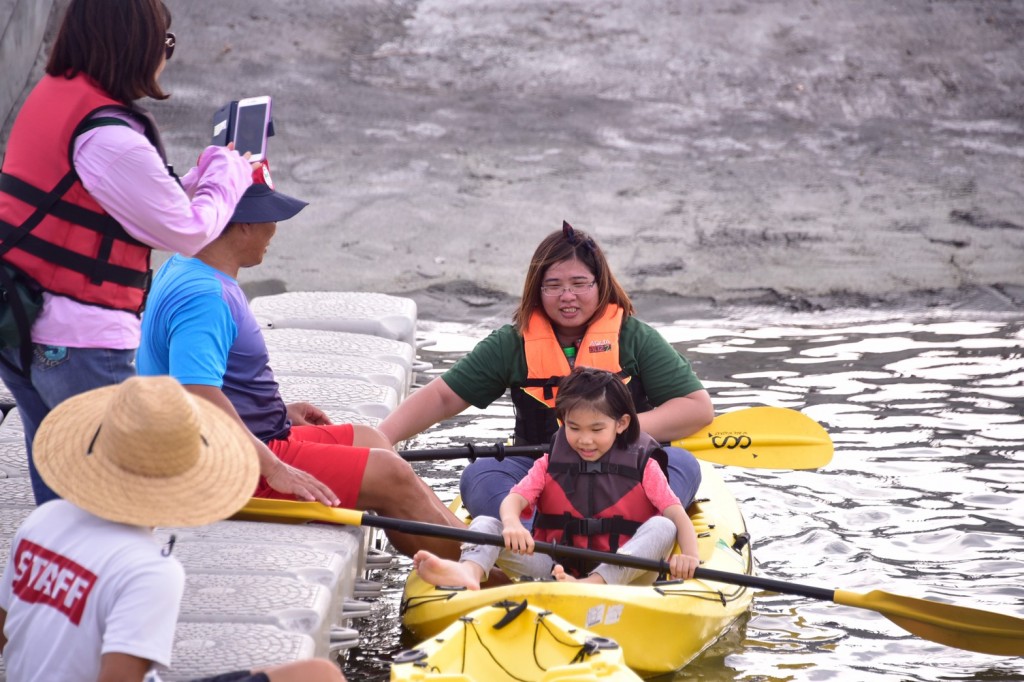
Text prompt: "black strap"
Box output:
[[0, 220, 149, 289], [0, 167, 85, 376], [0, 170, 80, 257], [491, 599, 529, 630], [547, 459, 645, 482], [0, 265, 35, 377], [518, 370, 630, 401], [75, 116, 131, 135], [518, 376, 563, 400], [534, 513, 643, 539], [0, 169, 82, 379], [0, 173, 141, 243], [533, 512, 643, 575]]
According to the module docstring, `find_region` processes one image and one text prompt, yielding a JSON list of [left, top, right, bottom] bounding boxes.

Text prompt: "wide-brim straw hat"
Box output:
[[34, 376, 260, 528]]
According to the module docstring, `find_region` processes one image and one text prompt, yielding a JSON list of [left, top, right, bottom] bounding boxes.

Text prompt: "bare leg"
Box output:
[[351, 424, 391, 450], [412, 550, 486, 590], [356, 448, 464, 559]]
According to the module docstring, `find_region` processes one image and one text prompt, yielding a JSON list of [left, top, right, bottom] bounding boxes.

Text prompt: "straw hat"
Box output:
[[34, 376, 260, 527]]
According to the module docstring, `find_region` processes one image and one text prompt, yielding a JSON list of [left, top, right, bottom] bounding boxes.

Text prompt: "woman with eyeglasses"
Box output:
[[0, 0, 254, 505], [380, 222, 714, 521]]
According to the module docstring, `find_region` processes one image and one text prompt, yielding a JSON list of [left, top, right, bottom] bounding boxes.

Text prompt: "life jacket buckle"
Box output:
[[574, 518, 605, 536]]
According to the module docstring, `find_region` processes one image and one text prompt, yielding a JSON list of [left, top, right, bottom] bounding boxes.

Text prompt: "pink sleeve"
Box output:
[[510, 455, 550, 517], [74, 125, 252, 256], [643, 459, 682, 512]]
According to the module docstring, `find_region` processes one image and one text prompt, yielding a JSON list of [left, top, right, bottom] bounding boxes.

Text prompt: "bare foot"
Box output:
[[552, 564, 577, 582], [412, 550, 482, 590], [552, 564, 605, 584]]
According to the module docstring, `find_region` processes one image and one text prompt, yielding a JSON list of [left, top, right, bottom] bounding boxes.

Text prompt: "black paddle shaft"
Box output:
[[400, 441, 674, 462], [361, 513, 835, 602], [401, 442, 546, 462]]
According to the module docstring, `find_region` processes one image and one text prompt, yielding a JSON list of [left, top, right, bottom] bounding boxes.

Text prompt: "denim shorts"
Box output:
[[0, 345, 135, 504]]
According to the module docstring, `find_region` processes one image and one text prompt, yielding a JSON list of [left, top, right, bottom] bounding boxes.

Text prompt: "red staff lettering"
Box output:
[[10, 539, 97, 625]]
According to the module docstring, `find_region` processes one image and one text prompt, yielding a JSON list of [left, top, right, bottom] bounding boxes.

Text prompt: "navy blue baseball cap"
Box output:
[[229, 160, 308, 224]]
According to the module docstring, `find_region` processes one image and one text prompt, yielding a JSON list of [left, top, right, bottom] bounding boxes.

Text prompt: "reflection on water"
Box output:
[[347, 311, 1024, 682]]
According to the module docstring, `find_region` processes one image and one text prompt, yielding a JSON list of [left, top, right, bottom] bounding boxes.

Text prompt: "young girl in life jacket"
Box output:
[[412, 366, 701, 590]]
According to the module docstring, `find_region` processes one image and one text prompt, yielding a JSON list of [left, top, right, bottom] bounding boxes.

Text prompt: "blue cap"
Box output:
[[229, 159, 308, 224], [229, 183, 308, 224]]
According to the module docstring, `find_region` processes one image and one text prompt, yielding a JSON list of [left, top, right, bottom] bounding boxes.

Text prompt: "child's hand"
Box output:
[[502, 522, 535, 554], [667, 553, 700, 580]]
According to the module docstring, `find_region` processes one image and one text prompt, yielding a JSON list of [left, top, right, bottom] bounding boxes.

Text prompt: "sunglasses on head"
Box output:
[[164, 32, 176, 60]]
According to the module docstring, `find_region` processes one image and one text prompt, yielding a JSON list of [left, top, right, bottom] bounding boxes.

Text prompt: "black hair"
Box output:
[[47, 0, 172, 103], [513, 221, 634, 333], [554, 366, 640, 447]]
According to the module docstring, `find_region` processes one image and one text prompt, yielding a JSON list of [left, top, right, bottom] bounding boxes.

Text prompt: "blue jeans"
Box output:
[[459, 445, 703, 528], [0, 345, 135, 504]]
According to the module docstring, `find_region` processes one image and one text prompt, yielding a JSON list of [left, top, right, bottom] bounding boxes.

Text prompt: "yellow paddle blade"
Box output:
[[835, 589, 1024, 656], [675, 406, 832, 469], [233, 498, 364, 527]]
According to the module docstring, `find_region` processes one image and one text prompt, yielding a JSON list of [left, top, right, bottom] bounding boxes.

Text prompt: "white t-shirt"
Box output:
[[0, 500, 185, 682]]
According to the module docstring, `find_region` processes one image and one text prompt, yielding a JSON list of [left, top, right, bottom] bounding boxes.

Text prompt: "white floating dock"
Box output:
[[275, 375, 399, 420], [0, 291, 421, 680], [270, 350, 409, 397], [251, 291, 419, 348]]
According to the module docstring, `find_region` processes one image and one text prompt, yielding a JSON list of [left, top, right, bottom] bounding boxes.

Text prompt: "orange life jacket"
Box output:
[[532, 428, 665, 577], [0, 74, 165, 314], [511, 305, 652, 444]]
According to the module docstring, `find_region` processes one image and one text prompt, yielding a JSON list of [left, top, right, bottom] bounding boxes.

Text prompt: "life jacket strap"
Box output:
[[547, 459, 645, 481], [534, 512, 643, 539]]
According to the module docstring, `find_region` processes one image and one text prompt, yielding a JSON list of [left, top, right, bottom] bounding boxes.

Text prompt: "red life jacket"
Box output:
[[532, 428, 666, 577], [511, 305, 653, 444], [0, 74, 166, 314]]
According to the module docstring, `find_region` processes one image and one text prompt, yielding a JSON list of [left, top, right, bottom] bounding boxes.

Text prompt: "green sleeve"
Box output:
[[441, 325, 527, 408], [619, 317, 705, 405]]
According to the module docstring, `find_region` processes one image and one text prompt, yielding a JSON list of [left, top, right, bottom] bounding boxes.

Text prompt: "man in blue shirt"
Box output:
[[138, 161, 462, 559]]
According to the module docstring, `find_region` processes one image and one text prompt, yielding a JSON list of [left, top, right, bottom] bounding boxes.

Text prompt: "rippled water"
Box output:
[[346, 309, 1024, 681]]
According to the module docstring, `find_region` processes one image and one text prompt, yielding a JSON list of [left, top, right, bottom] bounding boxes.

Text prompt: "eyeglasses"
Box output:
[[540, 281, 596, 296], [164, 32, 176, 60]]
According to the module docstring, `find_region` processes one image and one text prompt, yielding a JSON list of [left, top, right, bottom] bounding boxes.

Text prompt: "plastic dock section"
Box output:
[[0, 291, 424, 680]]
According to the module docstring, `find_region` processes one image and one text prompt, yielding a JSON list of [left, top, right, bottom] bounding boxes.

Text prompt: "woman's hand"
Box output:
[[226, 141, 262, 171], [287, 401, 331, 426]]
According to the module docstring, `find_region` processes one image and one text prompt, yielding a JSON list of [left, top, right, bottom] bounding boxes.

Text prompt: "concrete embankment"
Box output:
[[0, 0, 54, 134], [3, 2, 1023, 320]]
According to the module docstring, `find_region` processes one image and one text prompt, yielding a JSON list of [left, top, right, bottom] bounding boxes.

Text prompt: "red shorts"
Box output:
[[255, 423, 370, 508]]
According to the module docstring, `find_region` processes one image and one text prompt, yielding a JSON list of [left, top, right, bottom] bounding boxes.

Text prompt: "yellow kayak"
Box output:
[[400, 460, 754, 677], [390, 599, 642, 681]]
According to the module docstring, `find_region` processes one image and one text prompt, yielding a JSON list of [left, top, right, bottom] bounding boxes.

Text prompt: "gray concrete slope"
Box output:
[[0, 0, 55, 135], [3, 1, 1023, 318]]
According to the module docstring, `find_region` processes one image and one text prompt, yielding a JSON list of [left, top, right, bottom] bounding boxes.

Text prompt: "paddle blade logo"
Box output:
[[709, 432, 756, 460]]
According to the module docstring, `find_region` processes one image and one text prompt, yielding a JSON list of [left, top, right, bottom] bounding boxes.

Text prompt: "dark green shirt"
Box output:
[[442, 316, 704, 409]]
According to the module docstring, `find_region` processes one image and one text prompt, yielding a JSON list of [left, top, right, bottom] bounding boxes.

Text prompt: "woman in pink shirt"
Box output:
[[412, 367, 701, 589], [0, 0, 253, 503]]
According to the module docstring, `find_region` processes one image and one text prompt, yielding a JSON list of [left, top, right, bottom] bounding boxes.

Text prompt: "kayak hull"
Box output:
[[401, 461, 754, 677], [391, 600, 642, 681]]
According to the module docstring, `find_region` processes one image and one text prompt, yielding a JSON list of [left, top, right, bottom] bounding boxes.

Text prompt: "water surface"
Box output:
[[347, 309, 1024, 681]]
